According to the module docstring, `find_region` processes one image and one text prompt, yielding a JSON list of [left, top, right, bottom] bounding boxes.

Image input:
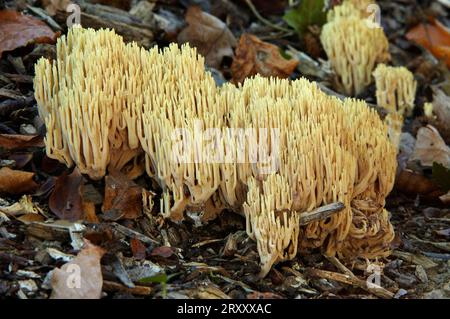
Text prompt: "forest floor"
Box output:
[[0, 0, 449, 299]]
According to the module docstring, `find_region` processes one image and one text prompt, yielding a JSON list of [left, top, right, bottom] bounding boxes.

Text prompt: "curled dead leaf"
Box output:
[[50, 240, 105, 299], [231, 33, 299, 84], [102, 170, 143, 220], [406, 19, 450, 67], [0, 167, 38, 195], [49, 168, 84, 221], [177, 6, 236, 69], [130, 238, 147, 260], [0, 10, 59, 58], [410, 125, 450, 168], [395, 169, 442, 198]]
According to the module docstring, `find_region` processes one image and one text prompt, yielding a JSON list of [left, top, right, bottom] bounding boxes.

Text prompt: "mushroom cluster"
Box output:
[[373, 64, 417, 116], [35, 27, 397, 276], [321, 1, 390, 96]]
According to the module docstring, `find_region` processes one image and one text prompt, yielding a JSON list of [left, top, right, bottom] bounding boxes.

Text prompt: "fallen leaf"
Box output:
[[50, 240, 105, 299], [0, 167, 38, 195], [49, 168, 84, 221], [411, 125, 450, 168], [406, 19, 450, 67], [283, 0, 327, 36], [150, 246, 175, 258], [130, 238, 146, 260], [102, 170, 143, 220], [0, 134, 44, 150], [177, 6, 237, 68], [395, 169, 441, 198], [42, 0, 72, 16], [231, 33, 299, 84], [0, 10, 59, 58]]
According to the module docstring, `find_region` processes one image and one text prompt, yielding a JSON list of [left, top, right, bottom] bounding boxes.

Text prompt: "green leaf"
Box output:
[[283, 0, 327, 36], [432, 162, 450, 192], [138, 273, 168, 284]]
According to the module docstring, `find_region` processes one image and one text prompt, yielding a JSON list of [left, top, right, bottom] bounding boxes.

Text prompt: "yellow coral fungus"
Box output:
[[320, 16, 390, 96], [373, 64, 417, 116], [35, 27, 398, 276]]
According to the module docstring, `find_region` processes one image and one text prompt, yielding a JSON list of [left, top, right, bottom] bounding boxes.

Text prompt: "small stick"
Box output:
[[306, 268, 394, 299], [103, 280, 152, 296], [244, 0, 292, 33], [111, 222, 158, 245], [298, 202, 345, 226]]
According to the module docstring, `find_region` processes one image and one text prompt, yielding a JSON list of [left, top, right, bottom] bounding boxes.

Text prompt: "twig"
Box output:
[[244, 0, 292, 33], [191, 238, 224, 248], [111, 222, 158, 246], [103, 280, 152, 296], [298, 202, 345, 226], [306, 267, 394, 299]]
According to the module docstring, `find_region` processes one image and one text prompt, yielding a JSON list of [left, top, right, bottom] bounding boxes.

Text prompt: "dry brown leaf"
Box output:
[[177, 6, 236, 69], [406, 19, 450, 67], [0, 10, 59, 58], [395, 169, 441, 198], [130, 238, 146, 260], [42, 0, 72, 16], [231, 33, 299, 84], [0, 134, 44, 150], [102, 170, 143, 220], [49, 168, 84, 221], [411, 125, 450, 168], [50, 240, 105, 299], [0, 167, 38, 195]]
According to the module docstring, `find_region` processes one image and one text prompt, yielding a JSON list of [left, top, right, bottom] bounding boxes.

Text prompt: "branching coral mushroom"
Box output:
[[234, 77, 397, 274], [327, 0, 375, 21], [34, 27, 144, 180], [35, 27, 398, 277], [373, 64, 417, 116], [320, 16, 390, 96]]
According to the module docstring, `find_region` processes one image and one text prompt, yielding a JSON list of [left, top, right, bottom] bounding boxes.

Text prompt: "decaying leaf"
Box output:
[[150, 246, 175, 258], [50, 240, 105, 299], [410, 125, 450, 168], [0, 134, 44, 150], [0, 10, 59, 58], [231, 33, 299, 84], [395, 169, 441, 198], [406, 19, 450, 67], [49, 168, 84, 221], [0, 167, 38, 195], [130, 238, 146, 260], [102, 170, 143, 220], [177, 6, 237, 68]]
